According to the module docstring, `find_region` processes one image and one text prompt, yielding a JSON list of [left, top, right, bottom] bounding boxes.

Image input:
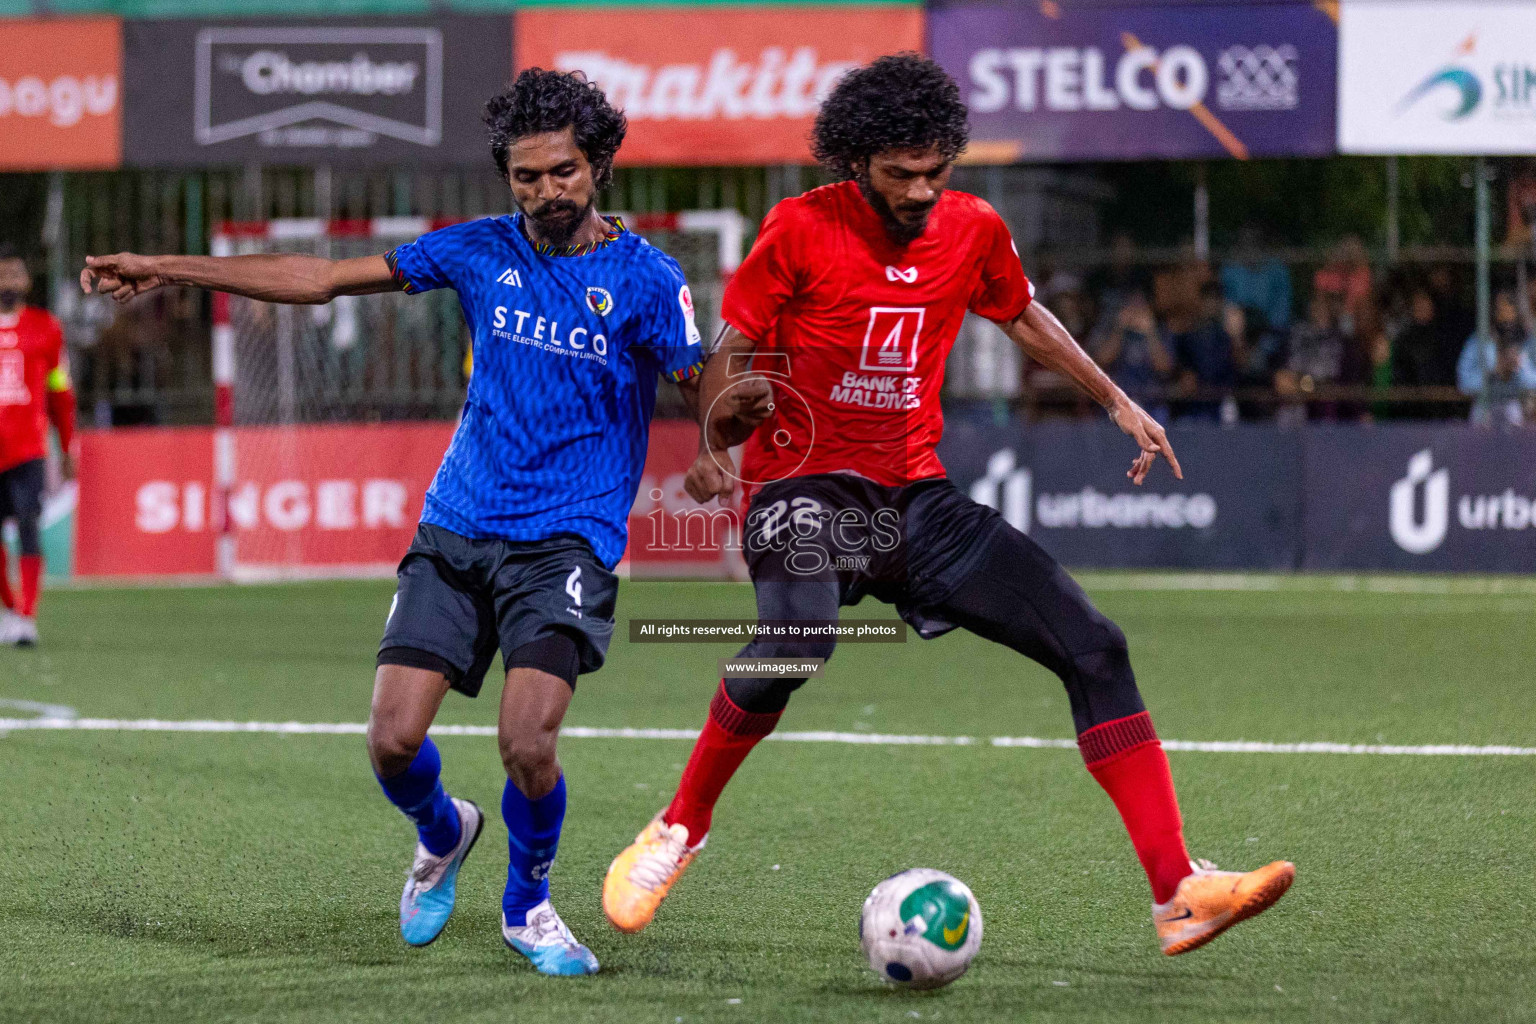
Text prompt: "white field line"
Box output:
[[1, 716, 1533, 756], [1075, 572, 1536, 595]]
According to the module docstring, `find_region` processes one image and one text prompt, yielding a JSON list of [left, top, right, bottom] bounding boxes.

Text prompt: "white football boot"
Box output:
[[502, 899, 600, 976]]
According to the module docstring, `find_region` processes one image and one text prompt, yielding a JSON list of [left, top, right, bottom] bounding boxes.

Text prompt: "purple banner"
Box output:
[[931, 1, 1337, 161]]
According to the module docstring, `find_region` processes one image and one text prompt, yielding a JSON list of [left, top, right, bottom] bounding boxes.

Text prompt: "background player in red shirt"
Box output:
[[0, 245, 76, 648], [604, 55, 1293, 956]]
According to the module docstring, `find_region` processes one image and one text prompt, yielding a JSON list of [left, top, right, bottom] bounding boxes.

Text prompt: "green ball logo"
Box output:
[[899, 880, 971, 951]]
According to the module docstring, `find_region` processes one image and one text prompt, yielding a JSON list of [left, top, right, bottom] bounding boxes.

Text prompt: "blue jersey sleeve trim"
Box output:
[[382, 248, 416, 295], [666, 360, 706, 383]]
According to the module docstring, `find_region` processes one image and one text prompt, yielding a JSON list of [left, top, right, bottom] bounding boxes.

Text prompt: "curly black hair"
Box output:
[[811, 53, 969, 181], [484, 69, 627, 189]]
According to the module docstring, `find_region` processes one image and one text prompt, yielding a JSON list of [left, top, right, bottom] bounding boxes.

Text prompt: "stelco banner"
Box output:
[[929, 1, 1337, 161], [0, 18, 122, 171], [122, 17, 512, 166], [1339, 0, 1536, 155], [515, 7, 925, 165]]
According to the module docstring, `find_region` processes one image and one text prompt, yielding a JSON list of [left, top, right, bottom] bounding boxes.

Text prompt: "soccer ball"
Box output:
[[859, 868, 983, 990]]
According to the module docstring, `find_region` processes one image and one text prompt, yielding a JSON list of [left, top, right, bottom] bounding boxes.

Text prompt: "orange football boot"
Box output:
[[1155, 858, 1295, 955], [602, 813, 704, 934]]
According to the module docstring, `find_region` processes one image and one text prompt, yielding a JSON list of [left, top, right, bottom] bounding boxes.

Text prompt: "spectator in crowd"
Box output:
[[1086, 232, 1152, 331], [1220, 224, 1292, 334], [1392, 285, 1460, 419], [1031, 245, 1083, 308], [1168, 280, 1237, 423], [1276, 291, 1365, 424], [1507, 158, 1536, 254], [1313, 234, 1373, 329], [1427, 264, 1476, 356], [1024, 284, 1097, 419], [1457, 288, 1536, 426], [1091, 288, 1172, 421]]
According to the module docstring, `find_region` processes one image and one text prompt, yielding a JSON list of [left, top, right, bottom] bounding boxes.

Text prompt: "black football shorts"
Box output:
[[378, 524, 618, 697], [0, 458, 45, 555], [742, 473, 1005, 638]]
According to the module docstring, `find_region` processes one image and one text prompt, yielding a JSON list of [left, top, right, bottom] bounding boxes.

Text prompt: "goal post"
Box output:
[[207, 210, 745, 582]]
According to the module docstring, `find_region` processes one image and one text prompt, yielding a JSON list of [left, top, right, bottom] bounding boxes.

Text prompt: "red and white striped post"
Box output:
[[209, 231, 237, 579]]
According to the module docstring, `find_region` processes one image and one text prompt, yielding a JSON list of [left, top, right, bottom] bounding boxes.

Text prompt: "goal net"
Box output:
[[209, 210, 745, 581]]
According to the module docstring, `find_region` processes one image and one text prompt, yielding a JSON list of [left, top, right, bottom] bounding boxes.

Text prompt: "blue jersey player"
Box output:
[[82, 70, 767, 976]]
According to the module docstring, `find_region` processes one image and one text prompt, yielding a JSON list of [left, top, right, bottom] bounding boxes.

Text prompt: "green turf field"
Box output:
[[2, 576, 1534, 1023]]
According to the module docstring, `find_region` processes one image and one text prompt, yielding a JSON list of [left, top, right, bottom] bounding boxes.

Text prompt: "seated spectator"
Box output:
[[1024, 285, 1097, 419], [1168, 281, 1237, 423], [1086, 232, 1151, 330], [1276, 292, 1349, 425], [1314, 234, 1373, 329], [1220, 224, 1292, 333], [1091, 288, 1172, 421], [1457, 288, 1536, 426], [1394, 285, 1459, 418]]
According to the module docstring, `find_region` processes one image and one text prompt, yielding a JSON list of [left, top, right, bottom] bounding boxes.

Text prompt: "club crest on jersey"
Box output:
[[859, 307, 924, 374], [496, 268, 523, 288], [585, 286, 614, 317], [678, 285, 702, 346], [886, 266, 918, 284]]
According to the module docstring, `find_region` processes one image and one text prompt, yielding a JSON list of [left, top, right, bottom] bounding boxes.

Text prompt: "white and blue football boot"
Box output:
[[399, 797, 484, 946], [502, 900, 600, 976]]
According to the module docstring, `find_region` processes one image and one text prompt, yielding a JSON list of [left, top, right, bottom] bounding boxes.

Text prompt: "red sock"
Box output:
[[0, 546, 12, 611], [19, 554, 41, 618], [1080, 711, 1192, 904], [664, 682, 782, 841]]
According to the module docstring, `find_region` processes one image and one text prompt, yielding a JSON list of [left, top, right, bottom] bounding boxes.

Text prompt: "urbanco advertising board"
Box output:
[[937, 421, 1304, 570]]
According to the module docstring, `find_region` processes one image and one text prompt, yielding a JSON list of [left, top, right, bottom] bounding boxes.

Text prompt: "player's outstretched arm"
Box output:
[[998, 301, 1182, 486], [80, 252, 399, 306], [682, 325, 772, 504]]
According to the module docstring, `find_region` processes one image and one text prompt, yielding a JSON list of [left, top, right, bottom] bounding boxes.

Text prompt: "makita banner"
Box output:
[[515, 7, 925, 165], [1302, 426, 1536, 573], [938, 422, 1303, 569], [928, 1, 1336, 161], [122, 17, 511, 166]]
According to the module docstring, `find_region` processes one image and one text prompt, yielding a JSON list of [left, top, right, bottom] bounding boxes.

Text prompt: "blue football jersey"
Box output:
[[385, 214, 705, 568]]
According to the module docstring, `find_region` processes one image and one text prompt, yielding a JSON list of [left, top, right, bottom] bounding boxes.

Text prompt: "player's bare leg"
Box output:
[[498, 638, 599, 975], [368, 665, 485, 947]]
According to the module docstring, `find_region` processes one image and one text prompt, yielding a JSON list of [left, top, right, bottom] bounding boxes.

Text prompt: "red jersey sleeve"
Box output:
[[968, 205, 1034, 323], [721, 201, 802, 343]]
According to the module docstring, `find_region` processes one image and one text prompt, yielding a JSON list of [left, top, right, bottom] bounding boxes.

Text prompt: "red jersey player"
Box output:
[[604, 55, 1293, 957], [0, 246, 76, 648]]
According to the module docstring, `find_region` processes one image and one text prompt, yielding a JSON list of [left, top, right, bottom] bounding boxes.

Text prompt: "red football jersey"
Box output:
[[722, 182, 1033, 496], [0, 307, 66, 472]]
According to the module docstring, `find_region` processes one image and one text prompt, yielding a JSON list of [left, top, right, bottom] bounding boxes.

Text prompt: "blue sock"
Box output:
[[502, 774, 566, 926], [375, 737, 462, 857]]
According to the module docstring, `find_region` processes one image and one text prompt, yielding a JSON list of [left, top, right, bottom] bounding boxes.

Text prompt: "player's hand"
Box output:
[[59, 451, 77, 483], [80, 253, 169, 304], [710, 376, 773, 449], [1109, 395, 1182, 486], [729, 375, 773, 429], [684, 448, 736, 504]]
